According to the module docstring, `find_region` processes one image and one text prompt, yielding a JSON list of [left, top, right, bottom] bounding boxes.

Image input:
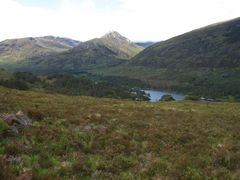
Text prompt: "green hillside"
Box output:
[[0, 87, 240, 179], [131, 18, 240, 68]]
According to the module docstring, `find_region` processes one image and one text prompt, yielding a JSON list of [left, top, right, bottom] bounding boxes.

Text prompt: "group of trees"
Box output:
[[45, 74, 149, 100], [0, 72, 40, 90], [0, 70, 149, 101]]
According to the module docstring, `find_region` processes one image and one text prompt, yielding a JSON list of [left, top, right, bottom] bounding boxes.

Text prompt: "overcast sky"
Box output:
[[0, 0, 240, 42]]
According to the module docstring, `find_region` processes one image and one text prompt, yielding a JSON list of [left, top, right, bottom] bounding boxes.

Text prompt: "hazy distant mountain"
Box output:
[[36, 36, 80, 49], [135, 42, 155, 48], [0, 36, 80, 63], [131, 18, 240, 68]]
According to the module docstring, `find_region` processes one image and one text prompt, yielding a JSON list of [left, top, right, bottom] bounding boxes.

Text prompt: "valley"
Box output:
[[1, 18, 240, 100], [0, 13, 240, 179]]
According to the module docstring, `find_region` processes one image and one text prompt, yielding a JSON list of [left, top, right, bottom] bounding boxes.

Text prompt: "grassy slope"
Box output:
[[15, 54, 128, 75], [131, 18, 240, 68], [0, 87, 240, 179]]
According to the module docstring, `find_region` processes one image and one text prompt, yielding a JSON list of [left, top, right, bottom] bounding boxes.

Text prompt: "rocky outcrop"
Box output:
[[0, 111, 32, 126], [0, 111, 32, 136]]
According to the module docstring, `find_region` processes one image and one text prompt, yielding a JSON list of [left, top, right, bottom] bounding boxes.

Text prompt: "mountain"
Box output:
[[93, 18, 240, 99], [0, 32, 142, 72], [131, 18, 240, 68], [0, 36, 80, 63], [136, 41, 156, 48], [11, 31, 144, 73], [71, 31, 143, 59]]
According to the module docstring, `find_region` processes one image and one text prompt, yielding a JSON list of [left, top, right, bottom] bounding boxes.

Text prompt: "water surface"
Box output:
[[144, 90, 185, 102]]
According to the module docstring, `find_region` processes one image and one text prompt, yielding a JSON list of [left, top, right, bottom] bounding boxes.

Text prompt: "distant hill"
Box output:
[[0, 36, 80, 63], [131, 17, 240, 68], [136, 41, 155, 48]]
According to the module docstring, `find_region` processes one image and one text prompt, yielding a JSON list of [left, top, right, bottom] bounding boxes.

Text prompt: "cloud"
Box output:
[[0, 0, 58, 40], [0, 0, 240, 41], [116, 0, 240, 41]]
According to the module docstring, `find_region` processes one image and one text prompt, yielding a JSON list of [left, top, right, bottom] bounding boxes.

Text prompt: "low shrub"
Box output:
[[160, 94, 175, 101]]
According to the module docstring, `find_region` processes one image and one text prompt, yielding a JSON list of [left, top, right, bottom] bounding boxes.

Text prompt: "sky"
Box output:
[[0, 0, 240, 42]]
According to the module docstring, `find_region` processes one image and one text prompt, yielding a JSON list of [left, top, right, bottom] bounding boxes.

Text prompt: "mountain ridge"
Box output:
[[10, 31, 144, 73], [0, 31, 143, 70], [0, 36, 80, 63], [131, 17, 240, 68]]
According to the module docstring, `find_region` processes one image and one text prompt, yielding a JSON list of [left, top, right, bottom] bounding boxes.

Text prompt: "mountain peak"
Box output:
[[102, 31, 129, 41]]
